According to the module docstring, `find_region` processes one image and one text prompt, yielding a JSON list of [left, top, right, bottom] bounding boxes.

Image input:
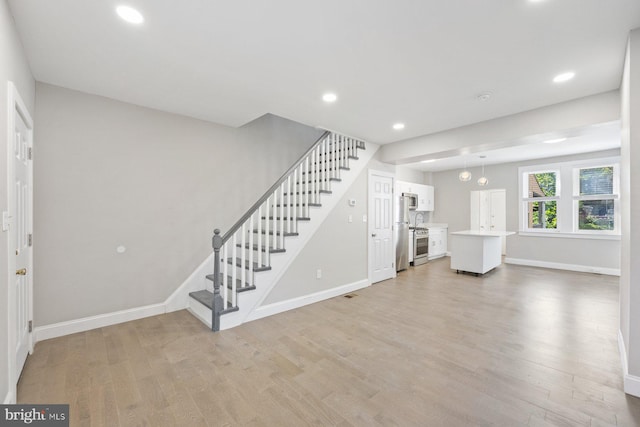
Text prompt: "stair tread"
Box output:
[[261, 216, 310, 221], [226, 257, 272, 272], [275, 203, 321, 207], [297, 178, 341, 184], [236, 243, 286, 253], [301, 166, 349, 173], [283, 190, 331, 195], [205, 274, 256, 290], [189, 290, 239, 314], [251, 230, 299, 237]]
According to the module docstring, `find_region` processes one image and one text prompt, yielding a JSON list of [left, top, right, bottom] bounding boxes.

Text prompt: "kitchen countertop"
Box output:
[[419, 223, 448, 228], [450, 230, 515, 237]]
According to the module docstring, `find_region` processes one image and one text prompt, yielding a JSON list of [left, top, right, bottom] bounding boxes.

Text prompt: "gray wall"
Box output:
[[431, 149, 621, 271], [34, 83, 323, 326], [262, 161, 369, 305], [0, 0, 35, 402], [620, 28, 640, 377]]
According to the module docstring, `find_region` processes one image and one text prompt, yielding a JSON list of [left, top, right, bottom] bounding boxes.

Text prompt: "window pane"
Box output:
[[528, 172, 556, 197], [579, 167, 613, 195], [578, 200, 614, 230], [527, 201, 557, 229]]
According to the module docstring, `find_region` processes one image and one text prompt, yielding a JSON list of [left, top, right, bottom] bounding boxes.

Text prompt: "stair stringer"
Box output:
[[218, 142, 379, 330]]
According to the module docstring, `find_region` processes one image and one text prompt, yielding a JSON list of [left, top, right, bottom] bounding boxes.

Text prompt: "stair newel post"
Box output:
[[211, 229, 224, 332]]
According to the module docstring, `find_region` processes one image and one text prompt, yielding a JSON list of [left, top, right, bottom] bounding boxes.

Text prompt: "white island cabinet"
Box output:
[[449, 230, 514, 275]]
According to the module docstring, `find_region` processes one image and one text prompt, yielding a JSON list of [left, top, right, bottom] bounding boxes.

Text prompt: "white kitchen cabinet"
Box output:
[[408, 229, 414, 264], [398, 181, 435, 212], [428, 226, 447, 259], [396, 180, 414, 194], [419, 185, 434, 211]]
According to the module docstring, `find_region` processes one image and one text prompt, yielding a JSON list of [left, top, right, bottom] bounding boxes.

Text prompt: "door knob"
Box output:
[[371, 233, 377, 237], [16, 268, 27, 276]]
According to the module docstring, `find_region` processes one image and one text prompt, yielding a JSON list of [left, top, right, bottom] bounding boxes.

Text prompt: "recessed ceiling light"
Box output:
[[553, 72, 575, 83], [322, 93, 337, 103], [393, 123, 405, 130], [116, 5, 144, 24], [543, 137, 567, 144]]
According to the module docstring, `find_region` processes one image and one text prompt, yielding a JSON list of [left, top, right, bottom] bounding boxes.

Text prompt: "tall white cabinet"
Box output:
[[470, 189, 507, 254]]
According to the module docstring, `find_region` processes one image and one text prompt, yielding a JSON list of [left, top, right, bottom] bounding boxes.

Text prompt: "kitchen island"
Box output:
[[449, 230, 515, 275]]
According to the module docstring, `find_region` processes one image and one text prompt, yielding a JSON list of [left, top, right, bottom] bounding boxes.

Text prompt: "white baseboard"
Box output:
[[246, 278, 370, 322], [504, 257, 620, 276], [4, 391, 14, 404], [34, 303, 166, 342], [618, 330, 640, 398]]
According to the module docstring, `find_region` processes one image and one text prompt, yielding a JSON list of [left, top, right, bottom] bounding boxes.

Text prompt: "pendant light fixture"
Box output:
[[458, 160, 472, 182], [477, 156, 488, 186]]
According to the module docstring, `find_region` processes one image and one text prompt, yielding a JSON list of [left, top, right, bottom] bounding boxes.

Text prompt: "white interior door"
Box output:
[[470, 191, 490, 231], [7, 82, 34, 396], [369, 171, 395, 283], [490, 189, 507, 254], [470, 189, 507, 254]]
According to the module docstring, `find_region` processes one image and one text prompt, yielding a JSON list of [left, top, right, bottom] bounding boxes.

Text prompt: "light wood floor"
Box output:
[[18, 259, 640, 426]]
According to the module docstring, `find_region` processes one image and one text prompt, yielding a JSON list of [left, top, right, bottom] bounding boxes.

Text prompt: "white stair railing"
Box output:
[[208, 132, 365, 330]]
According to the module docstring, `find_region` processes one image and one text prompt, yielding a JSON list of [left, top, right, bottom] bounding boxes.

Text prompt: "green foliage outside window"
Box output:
[[534, 172, 556, 197]]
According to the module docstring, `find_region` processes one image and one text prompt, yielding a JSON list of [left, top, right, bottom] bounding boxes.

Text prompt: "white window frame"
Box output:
[[520, 168, 561, 231], [572, 162, 620, 235], [518, 157, 621, 239]]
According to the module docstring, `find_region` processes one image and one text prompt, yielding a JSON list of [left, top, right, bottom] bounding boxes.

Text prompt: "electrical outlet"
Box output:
[[348, 215, 353, 223], [362, 215, 367, 222], [316, 269, 322, 279]]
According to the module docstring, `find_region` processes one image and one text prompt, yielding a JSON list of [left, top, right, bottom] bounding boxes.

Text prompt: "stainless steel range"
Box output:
[[413, 227, 429, 265]]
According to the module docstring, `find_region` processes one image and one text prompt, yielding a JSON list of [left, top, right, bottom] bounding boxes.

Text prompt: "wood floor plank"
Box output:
[[17, 259, 640, 425]]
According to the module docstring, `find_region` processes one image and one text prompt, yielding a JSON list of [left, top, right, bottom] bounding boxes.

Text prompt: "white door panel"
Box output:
[[370, 172, 395, 283], [8, 83, 34, 397], [14, 106, 32, 378]]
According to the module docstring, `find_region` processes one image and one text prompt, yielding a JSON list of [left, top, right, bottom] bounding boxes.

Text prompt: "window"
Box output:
[[574, 166, 618, 232], [525, 171, 558, 230], [519, 157, 620, 237]]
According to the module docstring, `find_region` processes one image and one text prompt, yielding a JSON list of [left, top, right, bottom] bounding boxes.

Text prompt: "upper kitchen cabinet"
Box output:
[[418, 185, 434, 212], [396, 180, 415, 194], [396, 181, 434, 212]]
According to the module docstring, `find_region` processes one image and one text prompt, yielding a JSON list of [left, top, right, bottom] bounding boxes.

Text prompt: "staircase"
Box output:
[[188, 131, 367, 331]]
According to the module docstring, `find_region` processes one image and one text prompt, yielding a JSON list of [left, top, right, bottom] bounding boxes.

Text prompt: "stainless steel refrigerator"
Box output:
[[395, 195, 410, 271]]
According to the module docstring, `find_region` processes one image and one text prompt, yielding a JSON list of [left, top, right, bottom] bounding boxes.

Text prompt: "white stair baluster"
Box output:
[[231, 234, 237, 307], [257, 205, 263, 267], [248, 215, 254, 288], [265, 195, 271, 266], [287, 175, 292, 234], [241, 223, 246, 289], [308, 153, 313, 212], [220, 244, 227, 308], [279, 183, 285, 249], [322, 136, 327, 191]]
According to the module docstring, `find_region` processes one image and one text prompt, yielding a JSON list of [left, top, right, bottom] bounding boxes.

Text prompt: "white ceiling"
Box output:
[[407, 121, 622, 172], [7, 0, 640, 154]]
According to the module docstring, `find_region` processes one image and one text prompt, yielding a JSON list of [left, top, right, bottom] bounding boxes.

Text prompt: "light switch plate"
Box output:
[[2, 211, 11, 232]]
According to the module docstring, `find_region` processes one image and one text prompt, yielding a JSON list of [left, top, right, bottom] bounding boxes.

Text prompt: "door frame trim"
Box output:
[[6, 81, 34, 404], [368, 169, 396, 283]]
